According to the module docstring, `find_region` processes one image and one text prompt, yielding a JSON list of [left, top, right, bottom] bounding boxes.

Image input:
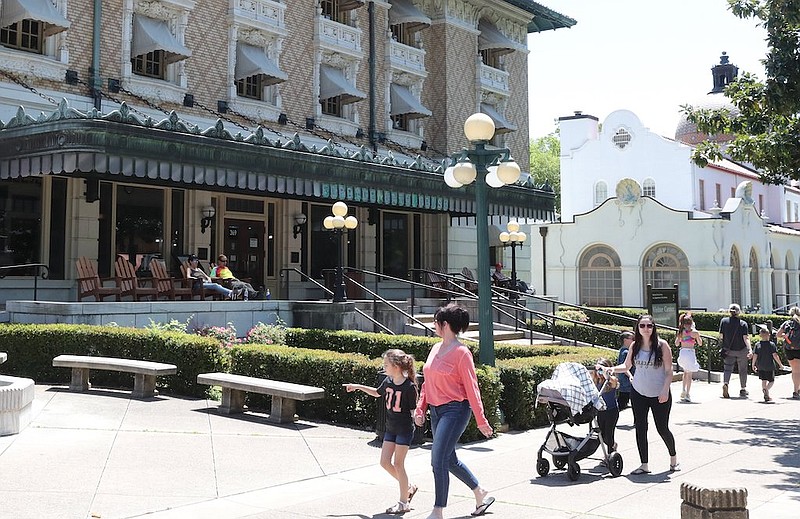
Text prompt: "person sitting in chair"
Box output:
[[210, 254, 259, 300], [492, 263, 512, 289], [185, 255, 233, 299]]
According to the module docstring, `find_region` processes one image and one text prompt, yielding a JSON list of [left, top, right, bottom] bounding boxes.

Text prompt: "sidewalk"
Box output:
[[0, 374, 798, 519]]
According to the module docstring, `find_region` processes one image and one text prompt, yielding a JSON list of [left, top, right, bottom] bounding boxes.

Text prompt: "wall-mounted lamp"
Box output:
[[200, 205, 216, 234], [292, 213, 307, 239]]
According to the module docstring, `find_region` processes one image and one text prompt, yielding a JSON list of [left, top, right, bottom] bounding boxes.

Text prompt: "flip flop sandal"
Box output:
[[630, 467, 651, 475], [407, 485, 418, 502], [386, 502, 410, 514], [471, 496, 496, 516]]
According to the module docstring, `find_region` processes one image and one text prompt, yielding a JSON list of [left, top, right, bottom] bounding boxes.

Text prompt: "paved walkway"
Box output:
[[0, 374, 798, 519]]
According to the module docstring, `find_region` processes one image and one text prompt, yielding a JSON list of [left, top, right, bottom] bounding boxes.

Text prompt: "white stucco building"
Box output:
[[530, 55, 800, 313]]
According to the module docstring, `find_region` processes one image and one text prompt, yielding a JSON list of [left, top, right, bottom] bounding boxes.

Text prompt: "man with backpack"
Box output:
[[718, 303, 752, 399], [776, 306, 800, 399]]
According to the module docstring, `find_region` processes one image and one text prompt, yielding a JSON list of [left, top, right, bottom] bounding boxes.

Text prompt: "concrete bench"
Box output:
[[52, 355, 177, 399], [197, 372, 325, 423], [0, 374, 35, 436]]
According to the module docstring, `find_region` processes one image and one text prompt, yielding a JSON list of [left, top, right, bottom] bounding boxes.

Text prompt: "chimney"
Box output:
[[558, 111, 599, 152]]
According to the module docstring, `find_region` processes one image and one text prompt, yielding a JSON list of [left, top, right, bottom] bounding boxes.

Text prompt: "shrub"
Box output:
[[195, 322, 238, 348], [243, 318, 287, 345]]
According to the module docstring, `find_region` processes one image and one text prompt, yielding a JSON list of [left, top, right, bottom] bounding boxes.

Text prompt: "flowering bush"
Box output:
[[195, 322, 238, 348], [244, 318, 287, 345]]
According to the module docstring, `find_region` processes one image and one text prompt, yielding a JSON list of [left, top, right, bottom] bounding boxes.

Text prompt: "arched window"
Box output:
[[642, 178, 656, 198], [730, 247, 742, 305], [579, 245, 622, 306], [643, 244, 690, 307], [594, 181, 608, 206], [750, 248, 760, 307]]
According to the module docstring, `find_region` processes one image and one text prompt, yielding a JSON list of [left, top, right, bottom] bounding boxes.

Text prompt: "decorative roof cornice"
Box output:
[[501, 1, 576, 33]]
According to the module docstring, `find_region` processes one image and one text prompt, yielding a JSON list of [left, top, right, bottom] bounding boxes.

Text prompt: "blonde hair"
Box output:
[[383, 349, 417, 384], [790, 306, 800, 324]]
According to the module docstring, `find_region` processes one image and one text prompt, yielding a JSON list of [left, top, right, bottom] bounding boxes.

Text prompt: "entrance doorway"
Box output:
[[223, 219, 265, 288]]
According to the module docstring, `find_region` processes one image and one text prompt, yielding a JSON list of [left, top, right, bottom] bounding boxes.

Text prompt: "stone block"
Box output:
[[681, 483, 748, 519], [0, 375, 35, 436]]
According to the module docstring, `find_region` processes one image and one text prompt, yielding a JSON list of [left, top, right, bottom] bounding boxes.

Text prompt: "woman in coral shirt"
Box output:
[[414, 304, 495, 518]]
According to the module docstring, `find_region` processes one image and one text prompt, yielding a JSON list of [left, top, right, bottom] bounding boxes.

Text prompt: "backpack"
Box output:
[[784, 320, 800, 350]]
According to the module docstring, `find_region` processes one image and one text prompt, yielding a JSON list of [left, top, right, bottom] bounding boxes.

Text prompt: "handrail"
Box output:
[[0, 263, 50, 301], [279, 267, 394, 334]]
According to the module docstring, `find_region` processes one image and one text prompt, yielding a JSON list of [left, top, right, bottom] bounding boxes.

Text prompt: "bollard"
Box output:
[[680, 483, 748, 519]]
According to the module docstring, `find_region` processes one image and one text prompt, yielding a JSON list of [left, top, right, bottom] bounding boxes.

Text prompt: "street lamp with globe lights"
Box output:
[[323, 201, 358, 303], [498, 220, 527, 301], [444, 113, 521, 366]]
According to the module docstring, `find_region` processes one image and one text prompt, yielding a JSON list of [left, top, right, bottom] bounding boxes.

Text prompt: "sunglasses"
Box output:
[[638, 323, 654, 329]]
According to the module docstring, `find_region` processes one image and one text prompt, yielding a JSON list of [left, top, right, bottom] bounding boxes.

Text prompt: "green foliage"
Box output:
[[145, 316, 191, 334], [683, 0, 800, 182], [243, 318, 287, 345], [285, 328, 439, 360], [0, 324, 227, 396], [555, 308, 589, 323], [529, 133, 561, 206]]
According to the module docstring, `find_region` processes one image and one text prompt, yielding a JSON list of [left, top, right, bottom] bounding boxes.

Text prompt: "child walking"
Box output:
[[752, 325, 785, 402], [593, 358, 619, 454], [344, 349, 419, 514], [675, 312, 702, 402]]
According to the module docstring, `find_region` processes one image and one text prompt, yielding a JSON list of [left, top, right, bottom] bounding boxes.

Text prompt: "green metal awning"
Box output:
[[0, 0, 70, 36], [235, 43, 287, 85], [478, 20, 521, 56], [132, 15, 191, 64], [500, 1, 577, 33]]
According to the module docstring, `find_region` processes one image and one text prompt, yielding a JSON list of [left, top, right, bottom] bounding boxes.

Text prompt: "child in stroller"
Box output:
[[535, 362, 623, 481]]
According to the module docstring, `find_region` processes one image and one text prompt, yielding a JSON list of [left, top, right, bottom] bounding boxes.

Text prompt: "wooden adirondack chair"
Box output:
[[75, 257, 122, 301], [114, 256, 158, 301], [180, 261, 220, 300], [150, 259, 193, 300], [460, 267, 479, 293]]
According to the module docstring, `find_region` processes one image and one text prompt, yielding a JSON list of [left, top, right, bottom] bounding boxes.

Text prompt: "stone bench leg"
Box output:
[[133, 374, 157, 399], [269, 396, 297, 423], [219, 387, 246, 414], [69, 368, 91, 392]]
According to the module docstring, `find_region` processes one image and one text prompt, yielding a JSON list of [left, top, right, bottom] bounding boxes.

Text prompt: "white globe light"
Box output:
[[332, 201, 348, 217], [499, 231, 510, 243], [496, 160, 521, 185], [345, 215, 358, 229], [332, 215, 345, 228], [509, 231, 519, 242], [507, 220, 520, 233], [464, 113, 495, 142], [453, 161, 477, 185], [485, 166, 504, 188], [518, 231, 527, 243], [323, 216, 334, 229], [444, 166, 463, 188]]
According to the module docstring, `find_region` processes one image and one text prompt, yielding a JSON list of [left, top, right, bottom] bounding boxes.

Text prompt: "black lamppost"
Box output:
[[444, 114, 521, 366], [499, 220, 527, 301], [323, 201, 358, 303]]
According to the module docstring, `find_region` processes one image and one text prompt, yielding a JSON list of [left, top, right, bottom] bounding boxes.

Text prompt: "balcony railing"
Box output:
[[480, 63, 510, 95], [317, 16, 362, 54], [388, 40, 425, 75], [232, 0, 285, 28]]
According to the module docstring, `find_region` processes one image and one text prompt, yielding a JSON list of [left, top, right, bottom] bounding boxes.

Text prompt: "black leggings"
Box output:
[[597, 408, 619, 451], [630, 388, 676, 463]]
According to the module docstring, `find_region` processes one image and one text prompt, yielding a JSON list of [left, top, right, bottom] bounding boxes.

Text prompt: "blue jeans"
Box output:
[[429, 400, 479, 508]]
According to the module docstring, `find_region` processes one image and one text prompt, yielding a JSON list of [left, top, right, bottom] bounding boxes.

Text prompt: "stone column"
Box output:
[[680, 483, 748, 518]]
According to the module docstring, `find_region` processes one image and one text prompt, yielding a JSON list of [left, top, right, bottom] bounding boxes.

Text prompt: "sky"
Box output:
[[526, 0, 769, 139]]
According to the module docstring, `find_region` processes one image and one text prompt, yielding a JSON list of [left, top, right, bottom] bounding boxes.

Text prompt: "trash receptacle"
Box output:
[[374, 371, 426, 445]]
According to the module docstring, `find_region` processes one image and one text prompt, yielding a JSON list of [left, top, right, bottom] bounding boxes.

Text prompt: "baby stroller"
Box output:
[[535, 362, 623, 481]]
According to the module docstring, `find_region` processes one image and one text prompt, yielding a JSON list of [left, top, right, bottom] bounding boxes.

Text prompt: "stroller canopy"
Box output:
[[537, 362, 605, 416]]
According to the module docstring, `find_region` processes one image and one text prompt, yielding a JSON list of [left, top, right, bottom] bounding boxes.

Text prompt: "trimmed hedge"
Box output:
[[0, 324, 227, 397]]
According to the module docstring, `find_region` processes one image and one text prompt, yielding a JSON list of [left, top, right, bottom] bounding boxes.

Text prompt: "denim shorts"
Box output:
[[384, 430, 414, 446]]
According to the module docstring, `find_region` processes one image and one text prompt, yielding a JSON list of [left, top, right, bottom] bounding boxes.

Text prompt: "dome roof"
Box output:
[[674, 97, 739, 145]]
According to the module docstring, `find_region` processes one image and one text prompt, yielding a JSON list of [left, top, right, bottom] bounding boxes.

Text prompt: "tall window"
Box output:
[[643, 244, 690, 307], [594, 181, 607, 206], [321, 96, 341, 116], [391, 24, 415, 46], [115, 186, 165, 271], [382, 212, 408, 278], [480, 49, 503, 69], [731, 247, 742, 306], [391, 113, 409, 131], [579, 245, 622, 306], [320, 0, 350, 24], [699, 179, 705, 210], [0, 178, 42, 267], [236, 74, 263, 100], [642, 178, 656, 198], [132, 51, 165, 79], [750, 248, 760, 307], [0, 19, 42, 53], [715, 183, 722, 206]]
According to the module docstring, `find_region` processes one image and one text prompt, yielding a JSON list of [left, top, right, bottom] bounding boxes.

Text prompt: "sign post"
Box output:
[[647, 283, 679, 328]]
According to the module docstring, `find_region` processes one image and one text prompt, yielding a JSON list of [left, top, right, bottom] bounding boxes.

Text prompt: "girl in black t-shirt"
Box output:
[[344, 349, 419, 514]]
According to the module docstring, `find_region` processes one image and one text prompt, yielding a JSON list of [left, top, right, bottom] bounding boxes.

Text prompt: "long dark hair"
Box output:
[[633, 314, 663, 367]]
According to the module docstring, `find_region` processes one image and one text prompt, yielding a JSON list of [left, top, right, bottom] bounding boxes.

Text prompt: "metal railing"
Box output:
[[0, 263, 50, 301]]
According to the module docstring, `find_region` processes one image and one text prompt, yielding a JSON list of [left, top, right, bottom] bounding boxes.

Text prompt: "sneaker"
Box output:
[[684, 394, 691, 403], [740, 388, 749, 397], [680, 390, 687, 401], [722, 384, 730, 399]]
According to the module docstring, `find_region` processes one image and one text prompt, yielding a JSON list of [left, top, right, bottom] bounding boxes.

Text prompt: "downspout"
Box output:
[[368, 1, 377, 152], [90, 0, 102, 110]]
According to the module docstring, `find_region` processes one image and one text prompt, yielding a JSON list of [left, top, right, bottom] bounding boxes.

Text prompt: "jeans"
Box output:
[[429, 400, 479, 508], [630, 389, 676, 464], [723, 348, 749, 387]]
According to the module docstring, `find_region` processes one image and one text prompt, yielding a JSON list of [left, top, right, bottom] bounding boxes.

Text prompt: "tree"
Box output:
[[529, 133, 561, 208], [683, 0, 800, 184]]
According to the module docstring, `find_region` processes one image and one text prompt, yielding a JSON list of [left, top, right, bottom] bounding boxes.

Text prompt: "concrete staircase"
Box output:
[[405, 312, 563, 346]]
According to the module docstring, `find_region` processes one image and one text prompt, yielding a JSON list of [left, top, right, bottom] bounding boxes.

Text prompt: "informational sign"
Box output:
[[647, 284, 679, 328]]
